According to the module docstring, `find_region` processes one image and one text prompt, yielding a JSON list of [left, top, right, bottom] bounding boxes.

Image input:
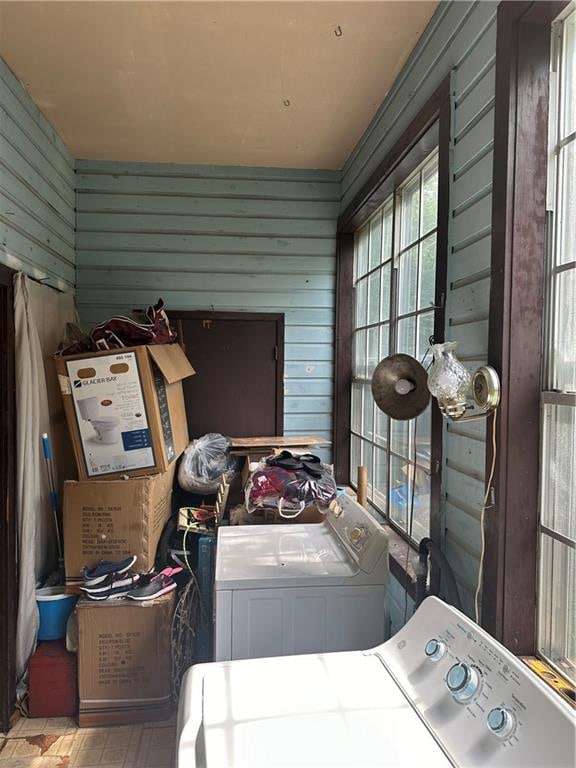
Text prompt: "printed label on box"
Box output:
[[152, 363, 175, 462], [66, 352, 155, 477], [80, 506, 127, 556]]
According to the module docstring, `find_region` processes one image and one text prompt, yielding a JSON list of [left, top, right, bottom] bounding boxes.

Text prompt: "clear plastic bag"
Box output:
[[245, 452, 337, 518], [178, 433, 240, 494]]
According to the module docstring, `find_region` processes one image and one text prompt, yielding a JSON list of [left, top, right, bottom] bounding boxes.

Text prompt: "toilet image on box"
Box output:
[[77, 396, 121, 445]]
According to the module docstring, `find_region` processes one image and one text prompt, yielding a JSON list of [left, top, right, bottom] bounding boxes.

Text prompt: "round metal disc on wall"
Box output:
[[472, 366, 500, 413], [371, 354, 430, 421]]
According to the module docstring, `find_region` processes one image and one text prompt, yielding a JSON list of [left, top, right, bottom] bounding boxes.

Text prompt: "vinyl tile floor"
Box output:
[[0, 715, 176, 768]]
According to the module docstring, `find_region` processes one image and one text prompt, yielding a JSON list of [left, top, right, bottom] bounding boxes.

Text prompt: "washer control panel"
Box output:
[[373, 597, 575, 767], [326, 494, 389, 577]]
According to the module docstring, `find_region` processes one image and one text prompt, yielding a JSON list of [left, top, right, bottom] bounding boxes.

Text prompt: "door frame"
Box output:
[[169, 311, 285, 435], [0, 264, 16, 732]]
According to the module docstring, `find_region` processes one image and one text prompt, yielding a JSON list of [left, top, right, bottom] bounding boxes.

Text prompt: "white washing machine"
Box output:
[[178, 596, 575, 768], [214, 494, 389, 661]]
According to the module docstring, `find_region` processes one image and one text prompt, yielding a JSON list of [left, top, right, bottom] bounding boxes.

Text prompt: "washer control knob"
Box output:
[[329, 500, 342, 518], [446, 663, 481, 701], [424, 638, 446, 662], [487, 707, 515, 738], [349, 526, 365, 545]]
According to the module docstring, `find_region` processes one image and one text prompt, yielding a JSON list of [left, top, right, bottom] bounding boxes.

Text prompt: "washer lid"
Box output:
[[178, 650, 451, 768], [215, 523, 356, 589]]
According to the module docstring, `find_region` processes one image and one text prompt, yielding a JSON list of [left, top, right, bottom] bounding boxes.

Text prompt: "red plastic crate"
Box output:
[[29, 640, 77, 718]]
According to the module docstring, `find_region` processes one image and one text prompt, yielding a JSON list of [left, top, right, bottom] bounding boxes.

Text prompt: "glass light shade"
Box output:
[[427, 341, 472, 418]]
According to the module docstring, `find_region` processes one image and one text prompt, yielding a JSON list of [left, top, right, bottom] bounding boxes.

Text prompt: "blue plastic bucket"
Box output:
[[36, 587, 77, 641]]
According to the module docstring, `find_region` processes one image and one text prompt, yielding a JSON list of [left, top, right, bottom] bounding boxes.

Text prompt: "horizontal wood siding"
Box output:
[[342, 0, 498, 619], [75, 161, 340, 458], [0, 57, 75, 288], [388, 575, 415, 638]]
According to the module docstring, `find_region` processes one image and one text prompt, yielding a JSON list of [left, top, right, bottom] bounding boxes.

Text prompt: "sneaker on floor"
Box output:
[[80, 572, 140, 600], [126, 570, 181, 601], [82, 555, 137, 586]]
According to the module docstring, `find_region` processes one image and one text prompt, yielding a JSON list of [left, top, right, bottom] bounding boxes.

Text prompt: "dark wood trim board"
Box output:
[[334, 77, 451, 565], [0, 263, 17, 733], [339, 76, 450, 233], [333, 233, 354, 484], [483, 0, 570, 652]]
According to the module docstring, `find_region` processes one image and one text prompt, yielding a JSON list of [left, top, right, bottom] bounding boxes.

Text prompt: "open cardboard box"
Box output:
[[55, 343, 194, 480]]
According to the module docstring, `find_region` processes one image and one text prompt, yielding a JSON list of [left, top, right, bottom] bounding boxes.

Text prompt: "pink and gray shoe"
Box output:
[[126, 567, 183, 601]]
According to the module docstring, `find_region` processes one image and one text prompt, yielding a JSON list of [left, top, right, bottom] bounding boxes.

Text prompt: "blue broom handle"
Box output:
[[41, 433, 52, 461], [42, 433, 63, 560]]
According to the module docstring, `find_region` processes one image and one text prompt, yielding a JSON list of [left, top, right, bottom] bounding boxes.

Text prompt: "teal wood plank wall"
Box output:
[[75, 161, 341, 457], [2, 0, 498, 617], [0, 56, 75, 289], [342, 0, 498, 618]]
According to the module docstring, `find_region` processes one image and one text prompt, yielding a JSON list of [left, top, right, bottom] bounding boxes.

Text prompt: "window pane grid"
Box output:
[[538, 6, 576, 685], [351, 149, 438, 541]]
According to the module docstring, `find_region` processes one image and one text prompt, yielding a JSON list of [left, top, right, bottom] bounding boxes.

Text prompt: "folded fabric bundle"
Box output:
[[245, 451, 337, 518], [57, 298, 176, 355]]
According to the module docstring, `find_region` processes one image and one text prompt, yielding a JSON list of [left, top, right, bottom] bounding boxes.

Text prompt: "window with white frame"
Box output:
[[538, 5, 575, 685], [351, 150, 438, 543]]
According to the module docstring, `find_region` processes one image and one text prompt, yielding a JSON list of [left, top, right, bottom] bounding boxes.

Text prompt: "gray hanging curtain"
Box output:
[[13, 273, 55, 698]]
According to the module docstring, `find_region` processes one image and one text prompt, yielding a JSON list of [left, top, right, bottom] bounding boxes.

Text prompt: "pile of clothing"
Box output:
[[79, 555, 183, 601], [58, 298, 177, 355], [246, 451, 337, 518]]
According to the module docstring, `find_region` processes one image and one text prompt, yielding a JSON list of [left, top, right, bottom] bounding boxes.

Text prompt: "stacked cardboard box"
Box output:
[[76, 593, 174, 726], [63, 466, 176, 590], [55, 342, 195, 724]]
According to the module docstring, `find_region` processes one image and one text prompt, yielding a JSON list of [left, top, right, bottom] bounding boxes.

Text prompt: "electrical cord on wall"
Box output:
[[474, 407, 498, 624]]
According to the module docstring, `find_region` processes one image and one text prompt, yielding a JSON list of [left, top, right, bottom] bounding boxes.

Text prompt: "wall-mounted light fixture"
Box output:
[[371, 341, 501, 422], [427, 342, 500, 421]]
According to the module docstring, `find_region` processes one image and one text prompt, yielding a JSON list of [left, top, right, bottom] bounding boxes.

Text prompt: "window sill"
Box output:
[[520, 657, 576, 709], [385, 523, 418, 599], [343, 487, 418, 598]]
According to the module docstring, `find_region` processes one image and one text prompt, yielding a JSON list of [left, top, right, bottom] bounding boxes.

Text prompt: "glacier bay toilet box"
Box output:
[[54, 343, 195, 480]]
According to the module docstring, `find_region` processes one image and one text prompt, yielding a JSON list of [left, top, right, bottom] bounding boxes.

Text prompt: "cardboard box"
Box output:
[[63, 465, 175, 590], [55, 344, 195, 480], [232, 502, 325, 525], [240, 452, 270, 489], [77, 594, 174, 726]]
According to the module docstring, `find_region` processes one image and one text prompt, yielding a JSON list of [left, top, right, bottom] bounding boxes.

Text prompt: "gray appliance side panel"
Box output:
[[214, 589, 233, 662], [230, 586, 388, 660]]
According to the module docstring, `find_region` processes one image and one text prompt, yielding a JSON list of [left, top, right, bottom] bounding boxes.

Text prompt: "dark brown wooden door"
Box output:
[[172, 312, 284, 438]]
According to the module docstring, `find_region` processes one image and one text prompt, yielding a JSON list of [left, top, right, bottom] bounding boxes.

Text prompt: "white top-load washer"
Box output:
[[178, 596, 575, 768], [214, 494, 389, 661]]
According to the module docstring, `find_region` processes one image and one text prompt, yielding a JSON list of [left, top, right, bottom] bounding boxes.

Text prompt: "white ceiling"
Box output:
[[0, 1, 437, 168]]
